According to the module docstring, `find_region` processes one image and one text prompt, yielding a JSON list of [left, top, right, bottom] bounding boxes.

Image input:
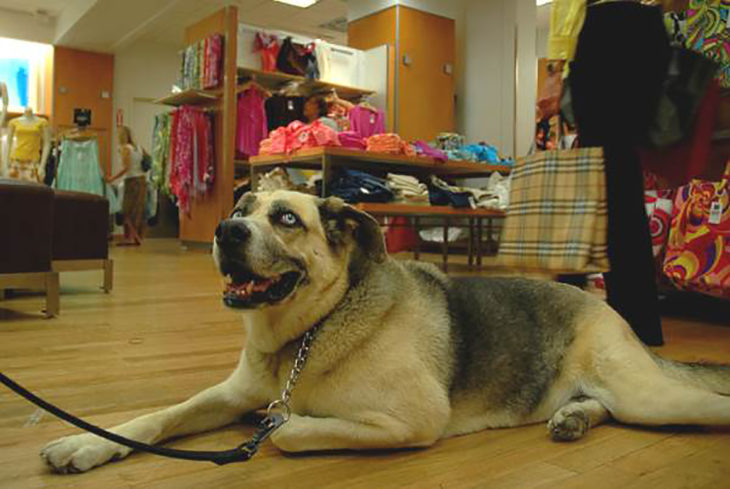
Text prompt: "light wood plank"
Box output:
[[0, 239, 728, 489]]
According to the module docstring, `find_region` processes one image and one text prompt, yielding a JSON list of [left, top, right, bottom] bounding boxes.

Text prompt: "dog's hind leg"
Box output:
[[547, 398, 610, 441], [578, 309, 730, 427]]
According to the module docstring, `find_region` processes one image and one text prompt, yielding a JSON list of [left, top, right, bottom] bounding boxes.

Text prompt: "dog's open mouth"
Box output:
[[223, 270, 302, 309]]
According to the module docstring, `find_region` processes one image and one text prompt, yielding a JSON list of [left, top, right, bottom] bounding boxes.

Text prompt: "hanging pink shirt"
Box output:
[[237, 88, 268, 157], [349, 106, 386, 139]]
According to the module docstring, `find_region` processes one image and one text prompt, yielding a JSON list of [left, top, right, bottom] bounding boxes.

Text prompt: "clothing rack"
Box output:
[[154, 6, 238, 245]]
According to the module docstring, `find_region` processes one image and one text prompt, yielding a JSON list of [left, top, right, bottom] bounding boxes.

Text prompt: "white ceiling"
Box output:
[[0, 0, 546, 52], [0, 0, 63, 16], [140, 0, 348, 47], [0, 0, 348, 51]]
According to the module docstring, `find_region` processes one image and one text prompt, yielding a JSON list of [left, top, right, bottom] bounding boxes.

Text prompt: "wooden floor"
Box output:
[[1, 239, 729, 489]]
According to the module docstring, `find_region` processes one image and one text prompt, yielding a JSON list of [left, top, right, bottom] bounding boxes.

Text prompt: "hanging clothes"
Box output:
[[349, 105, 385, 139], [265, 95, 306, 132], [236, 88, 268, 158], [169, 106, 215, 214], [151, 112, 172, 195], [686, 0, 729, 88], [254, 32, 280, 72], [180, 34, 223, 90], [55, 138, 105, 197]]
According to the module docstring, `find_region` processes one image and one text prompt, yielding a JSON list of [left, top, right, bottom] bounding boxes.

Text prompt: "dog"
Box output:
[[41, 190, 730, 473]]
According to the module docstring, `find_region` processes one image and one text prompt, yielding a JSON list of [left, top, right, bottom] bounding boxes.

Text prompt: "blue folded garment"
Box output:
[[326, 169, 394, 203]]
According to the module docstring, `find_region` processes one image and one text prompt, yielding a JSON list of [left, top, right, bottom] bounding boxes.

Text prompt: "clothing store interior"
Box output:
[[1, 0, 729, 486]]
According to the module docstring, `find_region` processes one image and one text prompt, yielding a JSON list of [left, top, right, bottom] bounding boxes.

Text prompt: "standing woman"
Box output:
[[549, 0, 671, 346], [107, 125, 146, 246]]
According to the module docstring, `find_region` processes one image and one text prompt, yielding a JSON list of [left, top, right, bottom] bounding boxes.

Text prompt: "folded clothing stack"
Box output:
[[327, 169, 394, 203], [436, 132, 465, 151], [259, 120, 340, 156], [461, 144, 515, 166], [412, 140, 448, 162], [338, 131, 367, 150], [387, 173, 429, 205], [258, 167, 318, 195], [427, 174, 510, 210], [428, 176, 473, 208], [366, 134, 416, 156]]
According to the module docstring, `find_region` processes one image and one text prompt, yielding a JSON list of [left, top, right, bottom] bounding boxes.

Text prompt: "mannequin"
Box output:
[[6, 106, 51, 183], [0, 82, 8, 176], [0, 82, 7, 127]]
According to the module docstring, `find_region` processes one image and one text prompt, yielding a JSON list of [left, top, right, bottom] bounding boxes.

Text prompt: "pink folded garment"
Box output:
[[290, 120, 340, 151], [259, 126, 289, 155], [338, 131, 366, 150]]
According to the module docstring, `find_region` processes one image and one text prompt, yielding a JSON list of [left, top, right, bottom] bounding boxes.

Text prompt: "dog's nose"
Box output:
[[215, 220, 251, 246]]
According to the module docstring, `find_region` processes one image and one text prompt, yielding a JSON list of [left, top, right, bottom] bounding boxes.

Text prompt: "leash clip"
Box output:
[[215, 413, 287, 466]]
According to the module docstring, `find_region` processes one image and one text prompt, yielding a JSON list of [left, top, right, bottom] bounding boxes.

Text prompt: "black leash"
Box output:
[[0, 373, 283, 465], [1, 322, 321, 467]]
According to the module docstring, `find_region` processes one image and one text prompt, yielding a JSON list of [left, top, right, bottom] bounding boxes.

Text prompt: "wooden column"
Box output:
[[179, 6, 238, 245]]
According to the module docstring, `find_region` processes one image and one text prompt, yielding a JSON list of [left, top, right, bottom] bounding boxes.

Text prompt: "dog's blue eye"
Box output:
[[280, 212, 299, 227], [231, 210, 244, 219]]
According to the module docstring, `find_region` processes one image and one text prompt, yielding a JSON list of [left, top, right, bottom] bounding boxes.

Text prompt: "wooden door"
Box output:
[[397, 6, 454, 141], [53, 47, 114, 173]]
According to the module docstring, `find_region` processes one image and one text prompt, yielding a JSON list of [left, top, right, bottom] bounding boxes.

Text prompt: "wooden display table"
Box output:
[[248, 147, 510, 270], [356, 203, 505, 270], [248, 147, 511, 193]]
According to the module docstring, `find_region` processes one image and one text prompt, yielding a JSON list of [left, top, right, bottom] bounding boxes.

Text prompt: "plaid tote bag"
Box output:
[[498, 148, 609, 273]]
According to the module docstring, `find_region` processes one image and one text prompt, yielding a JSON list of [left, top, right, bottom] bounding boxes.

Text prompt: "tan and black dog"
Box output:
[[41, 190, 730, 473]]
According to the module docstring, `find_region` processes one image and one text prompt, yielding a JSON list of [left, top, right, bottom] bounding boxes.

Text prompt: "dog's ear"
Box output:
[[318, 197, 386, 263]]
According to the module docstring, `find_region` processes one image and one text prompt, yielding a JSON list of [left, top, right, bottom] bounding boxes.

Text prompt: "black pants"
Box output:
[[568, 2, 671, 345]]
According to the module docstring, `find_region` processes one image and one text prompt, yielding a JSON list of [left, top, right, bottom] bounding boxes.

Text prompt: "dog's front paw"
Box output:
[[40, 433, 131, 473], [270, 414, 306, 453], [548, 408, 589, 442]]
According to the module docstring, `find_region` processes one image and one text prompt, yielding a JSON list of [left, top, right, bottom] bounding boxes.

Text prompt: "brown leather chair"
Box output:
[[52, 190, 113, 292], [0, 179, 59, 317]]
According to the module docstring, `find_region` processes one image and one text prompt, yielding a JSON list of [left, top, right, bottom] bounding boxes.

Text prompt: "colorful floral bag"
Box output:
[[662, 162, 730, 298]]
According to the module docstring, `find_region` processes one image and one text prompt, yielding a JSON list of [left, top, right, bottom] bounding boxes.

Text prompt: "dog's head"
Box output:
[[213, 190, 386, 311]]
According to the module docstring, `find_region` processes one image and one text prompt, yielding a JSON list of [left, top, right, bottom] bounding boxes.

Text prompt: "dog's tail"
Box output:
[[652, 354, 730, 395]]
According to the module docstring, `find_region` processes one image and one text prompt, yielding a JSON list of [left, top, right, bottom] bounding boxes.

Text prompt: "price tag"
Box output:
[[709, 200, 722, 225]]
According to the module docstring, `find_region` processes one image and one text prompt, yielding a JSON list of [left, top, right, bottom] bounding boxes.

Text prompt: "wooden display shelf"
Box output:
[[355, 203, 505, 218], [155, 88, 221, 107], [234, 159, 250, 168], [249, 147, 512, 178], [237, 67, 375, 100]]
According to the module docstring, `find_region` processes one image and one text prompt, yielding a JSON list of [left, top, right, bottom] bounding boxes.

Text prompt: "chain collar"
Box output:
[[265, 323, 321, 422]]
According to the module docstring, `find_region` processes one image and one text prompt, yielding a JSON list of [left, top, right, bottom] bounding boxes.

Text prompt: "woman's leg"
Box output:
[[568, 3, 669, 345]]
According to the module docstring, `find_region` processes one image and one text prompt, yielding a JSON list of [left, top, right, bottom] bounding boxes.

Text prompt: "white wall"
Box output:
[[112, 39, 179, 171], [347, 0, 462, 21], [347, 0, 537, 158], [536, 4, 551, 59], [457, 0, 536, 157], [0, 8, 56, 44]]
